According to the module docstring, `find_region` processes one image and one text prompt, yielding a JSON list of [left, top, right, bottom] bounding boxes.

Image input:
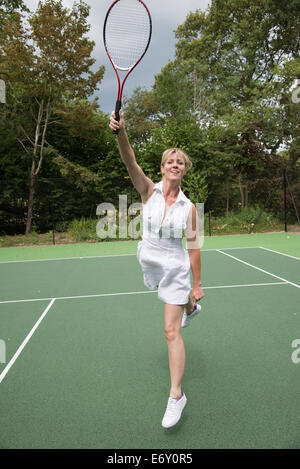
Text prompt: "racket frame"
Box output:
[[103, 0, 152, 128]]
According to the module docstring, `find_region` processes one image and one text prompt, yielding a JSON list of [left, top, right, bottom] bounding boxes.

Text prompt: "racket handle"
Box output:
[[113, 100, 122, 135]]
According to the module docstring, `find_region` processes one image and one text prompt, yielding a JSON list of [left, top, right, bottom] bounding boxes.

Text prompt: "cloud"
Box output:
[[24, 0, 210, 112]]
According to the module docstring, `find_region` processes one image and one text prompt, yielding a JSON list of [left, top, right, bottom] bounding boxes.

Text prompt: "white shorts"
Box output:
[[137, 239, 191, 305]]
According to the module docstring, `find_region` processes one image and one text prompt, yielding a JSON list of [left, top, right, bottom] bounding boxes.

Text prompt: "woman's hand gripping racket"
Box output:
[[103, 0, 152, 134]]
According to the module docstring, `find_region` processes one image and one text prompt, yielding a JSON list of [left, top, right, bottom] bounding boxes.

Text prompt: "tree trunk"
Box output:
[[25, 168, 36, 235], [24, 98, 50, 234]]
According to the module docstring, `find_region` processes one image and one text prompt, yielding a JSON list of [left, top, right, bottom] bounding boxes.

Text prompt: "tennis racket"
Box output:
[[103, 0, 152, 134]]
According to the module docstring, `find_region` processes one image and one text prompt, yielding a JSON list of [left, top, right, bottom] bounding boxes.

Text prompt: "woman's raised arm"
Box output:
[[109, 110, 154, 203]]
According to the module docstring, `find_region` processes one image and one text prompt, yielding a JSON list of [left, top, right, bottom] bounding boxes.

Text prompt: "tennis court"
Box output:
[[0, 233, 299, 449]]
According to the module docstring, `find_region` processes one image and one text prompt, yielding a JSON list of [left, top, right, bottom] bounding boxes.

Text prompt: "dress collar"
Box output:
[[154, 180, 189, 204]]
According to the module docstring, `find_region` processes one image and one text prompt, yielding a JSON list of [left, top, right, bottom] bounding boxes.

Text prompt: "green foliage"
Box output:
[[0, 0, 105, 233], [1, 0, 299, 239], [208, 207, 282, 234], [131, 117, 208, 181], [49, 151, 102, 191], [182, 170, 208, 205], [67, 217, 98, 241], [123, 87, 161, 142], [122, 0, 299, 223], [174, 0, 300, 169], [0, 0, 29, 30], [0, 0, 28, 13]]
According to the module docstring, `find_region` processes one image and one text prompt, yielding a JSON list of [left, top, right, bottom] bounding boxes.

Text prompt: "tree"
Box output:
[[121, 0, 299, 216], [0, 0, 29, 29], [0, 0, 104, 233], [175, 0, 300, 163], [123, 87, 160, 143], [171, 0, 300, 209]]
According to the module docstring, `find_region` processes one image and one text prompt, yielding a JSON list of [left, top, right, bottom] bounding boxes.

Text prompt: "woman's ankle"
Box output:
[[170, 389, 182, 400]]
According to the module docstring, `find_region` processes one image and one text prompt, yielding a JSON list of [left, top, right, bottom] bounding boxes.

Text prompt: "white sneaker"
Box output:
[[181, 303, 202, 328], [161, 393, 187, 428]]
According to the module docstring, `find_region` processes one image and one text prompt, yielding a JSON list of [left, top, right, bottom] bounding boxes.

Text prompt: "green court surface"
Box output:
[[0, 233, 299, 449]]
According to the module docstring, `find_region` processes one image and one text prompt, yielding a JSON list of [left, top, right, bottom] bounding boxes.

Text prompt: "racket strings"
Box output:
[[105, 0, 151, 70]]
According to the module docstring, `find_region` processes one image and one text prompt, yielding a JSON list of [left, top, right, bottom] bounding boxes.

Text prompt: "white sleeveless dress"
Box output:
[[137, 180, 193, 305]]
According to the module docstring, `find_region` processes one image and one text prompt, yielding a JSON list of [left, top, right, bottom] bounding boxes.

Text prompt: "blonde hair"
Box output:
[[161, 148, 193, 171]]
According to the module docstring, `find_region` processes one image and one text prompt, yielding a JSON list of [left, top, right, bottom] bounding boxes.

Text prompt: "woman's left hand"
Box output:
[[191, 285, 205, 304]]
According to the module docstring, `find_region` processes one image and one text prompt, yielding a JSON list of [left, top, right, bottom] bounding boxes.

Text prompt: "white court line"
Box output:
[[259, 246, 300, 261], [0, 280, 289, 383], [217, 250, 300, 289], [0, 246, 259, 264], [0, 282, 288, 305], [0, 253, 137, 264], [0, 298, 56, 384], [211, 246, 259, 251], [0, 291, 155, 304], [203, 282, 286, 290]]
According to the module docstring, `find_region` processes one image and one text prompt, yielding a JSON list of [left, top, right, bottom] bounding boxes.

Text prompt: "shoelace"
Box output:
[[165, 398, 179, 416]]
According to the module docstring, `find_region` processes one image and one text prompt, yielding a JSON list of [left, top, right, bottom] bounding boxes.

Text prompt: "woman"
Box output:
[[109, 110, 204, 429]]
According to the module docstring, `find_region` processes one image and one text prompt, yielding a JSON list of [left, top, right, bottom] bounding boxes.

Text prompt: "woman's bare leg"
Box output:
[[164, 304, 185, 399]]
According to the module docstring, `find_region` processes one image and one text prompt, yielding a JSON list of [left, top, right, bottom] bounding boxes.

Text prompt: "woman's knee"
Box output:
[[164, 325, 180, 343], [164, 304, 184, 342]]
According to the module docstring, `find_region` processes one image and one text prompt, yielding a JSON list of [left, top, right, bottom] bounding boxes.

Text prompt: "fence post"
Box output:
[[283, 169, 287, 233], [49, 201, 56, 245]]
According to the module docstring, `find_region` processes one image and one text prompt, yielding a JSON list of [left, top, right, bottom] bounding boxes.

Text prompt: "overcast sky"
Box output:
[[24, 0, 211, 113]]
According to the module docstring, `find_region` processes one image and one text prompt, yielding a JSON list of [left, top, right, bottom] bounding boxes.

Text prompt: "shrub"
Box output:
[[206, 207, 282, 234], [68, 218, 98, 241]]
